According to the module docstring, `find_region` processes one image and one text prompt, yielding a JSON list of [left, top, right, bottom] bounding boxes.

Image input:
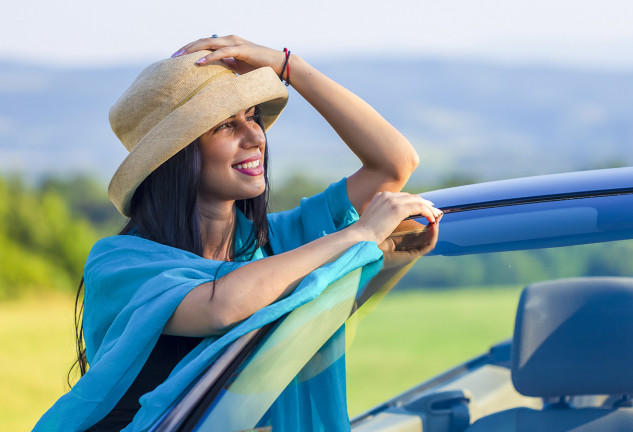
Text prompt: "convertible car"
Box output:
[[148, 166, 633, 432]]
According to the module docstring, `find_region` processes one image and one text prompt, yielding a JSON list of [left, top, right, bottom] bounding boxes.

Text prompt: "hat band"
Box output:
[[173, 69, 236, 111]]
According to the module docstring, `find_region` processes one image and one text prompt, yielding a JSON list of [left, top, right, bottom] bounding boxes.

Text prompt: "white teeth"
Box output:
[[234, 159, 260, 169], [234, 159, 261, 169]]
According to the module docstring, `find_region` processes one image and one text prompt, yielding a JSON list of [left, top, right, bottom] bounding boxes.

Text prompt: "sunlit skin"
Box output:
[[164, 35, 443, 336], [197, 106, 266, 260], [198, 106, 265, 204]]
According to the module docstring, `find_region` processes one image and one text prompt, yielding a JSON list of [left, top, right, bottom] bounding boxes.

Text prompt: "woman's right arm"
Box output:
[[163, 192, 440, 337]]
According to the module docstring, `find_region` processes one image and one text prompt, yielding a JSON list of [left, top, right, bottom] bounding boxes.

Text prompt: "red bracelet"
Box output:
[[279, 48, 291, 86], [285, 49, 291, 86]]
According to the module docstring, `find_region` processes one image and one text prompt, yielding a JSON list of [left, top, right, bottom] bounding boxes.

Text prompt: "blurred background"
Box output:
[[1, 0, 632, 429]]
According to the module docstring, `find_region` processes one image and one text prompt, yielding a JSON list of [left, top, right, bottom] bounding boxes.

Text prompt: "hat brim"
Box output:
[[108, 66, 288, 216]]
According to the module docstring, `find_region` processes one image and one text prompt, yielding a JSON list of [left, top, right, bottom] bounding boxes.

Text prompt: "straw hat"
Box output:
[[108, 51, 289, 216]]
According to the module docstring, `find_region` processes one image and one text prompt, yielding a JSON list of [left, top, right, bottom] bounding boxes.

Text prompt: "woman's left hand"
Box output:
[[170, 35, 286, 76]]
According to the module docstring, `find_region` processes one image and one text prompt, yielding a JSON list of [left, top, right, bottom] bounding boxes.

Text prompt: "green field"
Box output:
[[346, 286, 522, 416], [1, 287, 522, 431], [0, 293, 77, 432]]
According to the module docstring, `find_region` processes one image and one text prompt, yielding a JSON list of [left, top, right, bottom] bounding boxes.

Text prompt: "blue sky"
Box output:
[[2, 0, 633, 69]]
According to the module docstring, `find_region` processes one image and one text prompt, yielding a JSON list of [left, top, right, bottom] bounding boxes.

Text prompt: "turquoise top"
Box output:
[[33, 178, 383, 432]]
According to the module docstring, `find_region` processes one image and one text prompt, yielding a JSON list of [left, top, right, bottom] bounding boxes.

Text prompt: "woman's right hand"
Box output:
[[171, 35, 287, 77], [350, 191, 442, 245]]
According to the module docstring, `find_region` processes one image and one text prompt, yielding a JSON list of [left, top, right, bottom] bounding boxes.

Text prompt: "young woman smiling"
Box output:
[[34, 35, 441, 432]]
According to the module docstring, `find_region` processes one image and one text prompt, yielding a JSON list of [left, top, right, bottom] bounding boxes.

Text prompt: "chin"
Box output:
[[238, 184, 266, 201]]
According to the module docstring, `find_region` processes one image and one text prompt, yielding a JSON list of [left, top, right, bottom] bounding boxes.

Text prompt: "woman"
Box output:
[[34, 35, 442, 431]]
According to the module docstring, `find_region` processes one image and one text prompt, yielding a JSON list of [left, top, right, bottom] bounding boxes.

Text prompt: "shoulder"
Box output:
[[84, 235, 203, 286], [88, 234, 196, 264], [266, 178, 359, 252], [268, 178, 358, 227]]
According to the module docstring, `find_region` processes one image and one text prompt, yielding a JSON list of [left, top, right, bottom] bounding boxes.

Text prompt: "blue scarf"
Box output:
[[33, 179, 383, 431]]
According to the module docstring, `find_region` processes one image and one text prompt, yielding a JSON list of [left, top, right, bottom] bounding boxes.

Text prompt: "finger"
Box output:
[[221, 58, 256, 75], [378, 191, 426, 205], [170, 38, 210, 58], [418, 195, 435, 205], [171, 36, 235, 58], [390, 193, 436, 212], [397, 195, 439, 223], [405, 202, 442, 222], [414, 197, 441, 219], [391, 197, 435, 223], [420, 198, 435, 207], [220, 57, 238, 71], [416, 206, 436, 224], [374, 193, 436, 223], [196, 46, 246, 65]]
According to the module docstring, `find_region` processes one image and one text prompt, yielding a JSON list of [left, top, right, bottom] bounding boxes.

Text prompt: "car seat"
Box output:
[[466, 277, 633, 432]]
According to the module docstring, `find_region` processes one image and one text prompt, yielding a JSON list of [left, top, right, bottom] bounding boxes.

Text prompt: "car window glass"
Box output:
[[171, 191, 633, 429], [346, 191, 633, 415], [193, 268, 362, 431]]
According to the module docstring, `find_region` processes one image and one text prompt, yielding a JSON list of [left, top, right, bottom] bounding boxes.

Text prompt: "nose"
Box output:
[[237, 119, 265, 149]]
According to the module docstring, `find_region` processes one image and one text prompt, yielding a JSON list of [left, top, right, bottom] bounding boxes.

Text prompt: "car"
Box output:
[[148, 166, 633, 431]]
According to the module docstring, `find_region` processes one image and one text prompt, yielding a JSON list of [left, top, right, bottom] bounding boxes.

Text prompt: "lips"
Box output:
[[232, 156, 264, 176]]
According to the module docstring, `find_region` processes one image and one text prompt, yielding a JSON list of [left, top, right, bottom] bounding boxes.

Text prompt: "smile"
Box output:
[[232, 159, 261, 170], [232, 157, 264, 176]]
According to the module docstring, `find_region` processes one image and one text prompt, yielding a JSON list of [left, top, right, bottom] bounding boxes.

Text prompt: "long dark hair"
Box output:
[[68, 107, 271, 385]]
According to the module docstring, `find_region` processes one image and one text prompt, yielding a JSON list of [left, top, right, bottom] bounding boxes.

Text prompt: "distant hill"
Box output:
[[1, 57, 631, 188]]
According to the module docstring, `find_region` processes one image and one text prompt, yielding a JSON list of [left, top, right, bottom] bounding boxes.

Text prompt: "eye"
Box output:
[[214, 122, 230, 133]]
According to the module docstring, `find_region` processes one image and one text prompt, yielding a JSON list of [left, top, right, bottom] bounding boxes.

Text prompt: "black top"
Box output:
[[86, 334, 203, 431]]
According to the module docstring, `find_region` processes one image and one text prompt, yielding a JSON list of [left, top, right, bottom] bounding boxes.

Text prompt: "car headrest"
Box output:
[[511, 277, 633, 398]]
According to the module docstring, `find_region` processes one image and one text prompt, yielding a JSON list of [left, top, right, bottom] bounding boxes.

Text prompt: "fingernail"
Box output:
[[170, 49, 185, 58], [196, 57, 207, 64]]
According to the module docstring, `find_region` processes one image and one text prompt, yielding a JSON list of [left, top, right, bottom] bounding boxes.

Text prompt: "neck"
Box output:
[[198, 197, 236, 261]]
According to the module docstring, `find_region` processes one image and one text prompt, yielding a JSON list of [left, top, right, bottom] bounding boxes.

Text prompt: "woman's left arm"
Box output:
[[173, 36, 420, 213]]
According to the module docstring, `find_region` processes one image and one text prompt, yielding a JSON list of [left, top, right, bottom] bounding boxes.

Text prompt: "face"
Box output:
[[197, 106, 267, 205]]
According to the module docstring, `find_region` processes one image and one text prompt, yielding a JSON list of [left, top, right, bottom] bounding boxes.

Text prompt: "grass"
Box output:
[[345, 286, 523, 416], [0, 286, 523, 431], [0, 292, 77, 431]]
